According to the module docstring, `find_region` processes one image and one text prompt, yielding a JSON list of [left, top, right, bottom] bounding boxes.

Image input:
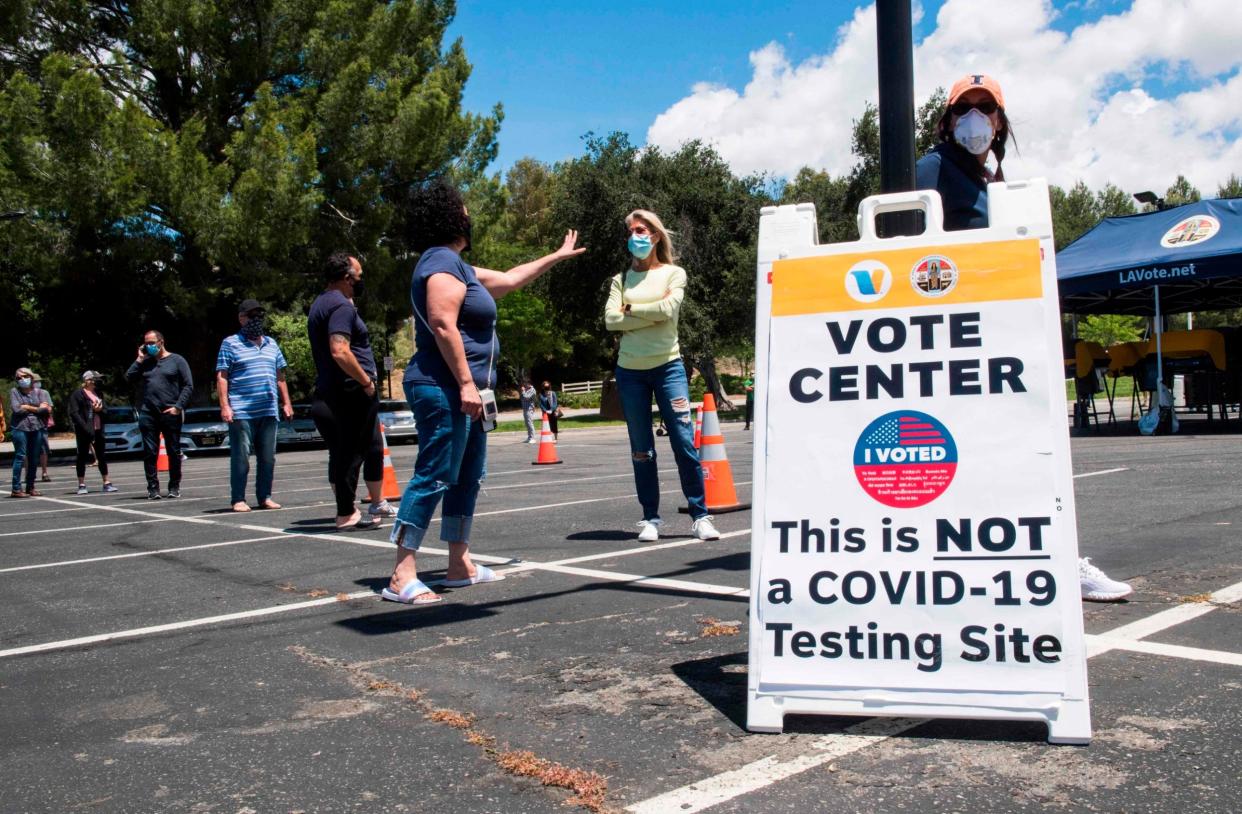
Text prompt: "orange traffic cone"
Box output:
[[379, 422, 400, 500], [156, 434, 170, 473], [693, 408, 702, 449], [681, 393, 749, 514], [531, 411, 562, 465]]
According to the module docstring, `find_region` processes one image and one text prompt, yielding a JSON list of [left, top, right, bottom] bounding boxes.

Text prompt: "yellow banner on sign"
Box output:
[[771, 238, 1043, 316]]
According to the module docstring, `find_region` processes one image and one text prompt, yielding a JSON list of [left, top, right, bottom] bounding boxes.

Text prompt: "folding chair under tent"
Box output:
[[1057, 198, 1242, 427]]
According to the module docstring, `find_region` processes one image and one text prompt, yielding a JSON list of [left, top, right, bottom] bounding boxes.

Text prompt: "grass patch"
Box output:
[[496, 414, 627, 433]]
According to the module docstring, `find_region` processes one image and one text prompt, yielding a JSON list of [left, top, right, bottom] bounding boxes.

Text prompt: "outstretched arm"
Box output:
[[475, 230, 585, 299]]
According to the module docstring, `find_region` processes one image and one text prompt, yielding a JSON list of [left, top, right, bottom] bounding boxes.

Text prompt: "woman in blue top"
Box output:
[[385, 180, 584, 605], [915, 74, 1013, 231]]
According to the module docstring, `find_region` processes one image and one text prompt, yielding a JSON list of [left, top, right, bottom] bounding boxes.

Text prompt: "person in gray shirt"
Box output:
[[520, 379, 537, 443], [125, 330, 193, 499], [9, 367, 50, 497]]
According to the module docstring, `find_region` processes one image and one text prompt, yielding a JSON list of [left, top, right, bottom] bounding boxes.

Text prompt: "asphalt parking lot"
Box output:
[[1, 423, 1239, 813]]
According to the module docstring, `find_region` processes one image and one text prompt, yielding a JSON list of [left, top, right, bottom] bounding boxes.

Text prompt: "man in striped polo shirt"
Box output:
[[216, 299, 294, 512]]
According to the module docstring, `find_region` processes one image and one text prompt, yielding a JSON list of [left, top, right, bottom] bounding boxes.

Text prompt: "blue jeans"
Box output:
[[616, 360, 706, 521], [390, 383, 487, 550], [11, 429, 40, 492], [228, 416, 278, 504]]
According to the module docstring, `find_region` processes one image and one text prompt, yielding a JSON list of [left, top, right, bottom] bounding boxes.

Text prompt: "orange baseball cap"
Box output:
[[948, 74, 1005, 109]]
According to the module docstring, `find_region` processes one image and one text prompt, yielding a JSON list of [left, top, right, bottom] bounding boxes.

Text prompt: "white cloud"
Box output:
[[646, 0, 1242, 195]]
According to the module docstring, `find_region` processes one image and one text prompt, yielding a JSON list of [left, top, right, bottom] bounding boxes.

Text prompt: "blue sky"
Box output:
[[449, 1, 1242, 194], [451, 1, 1123, 174]]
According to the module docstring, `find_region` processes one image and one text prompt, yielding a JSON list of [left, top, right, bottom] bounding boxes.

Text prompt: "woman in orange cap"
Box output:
[[916, 73, 1013, 231]]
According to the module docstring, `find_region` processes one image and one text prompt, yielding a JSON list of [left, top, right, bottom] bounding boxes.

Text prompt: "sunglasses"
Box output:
[[950, 99, 999, 116]]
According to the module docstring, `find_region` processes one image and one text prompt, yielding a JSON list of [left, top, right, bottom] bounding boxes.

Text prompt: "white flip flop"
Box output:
[[442, 565, 505, 588], [380, 578, 442, 605]]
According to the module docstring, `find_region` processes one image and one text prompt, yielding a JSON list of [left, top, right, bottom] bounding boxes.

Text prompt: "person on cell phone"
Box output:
[[125, 331, 193, 500], [382, 179, 584, 605]]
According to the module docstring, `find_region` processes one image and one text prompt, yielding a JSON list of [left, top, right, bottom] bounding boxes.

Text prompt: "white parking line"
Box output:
[[0, 504, 98, 519], [627, 717, 923, 814], [0, 591, 374, 658], [623, 575, 1242, 814], [1073, 467, 1129, 479], [1087, 637, 1242, 667], [0, 517, 177, 537], [0, 535, 288, 574]]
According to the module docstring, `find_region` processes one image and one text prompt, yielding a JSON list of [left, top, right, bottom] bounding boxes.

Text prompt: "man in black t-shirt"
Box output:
[[307, 252, 382, 530], [125, 330, 194, 499]]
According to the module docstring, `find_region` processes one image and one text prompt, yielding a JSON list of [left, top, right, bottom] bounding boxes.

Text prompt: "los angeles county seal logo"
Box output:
[[1161, 215, 1219, 248], [910, 254, 958, 297], [853, 410, 958, 508]]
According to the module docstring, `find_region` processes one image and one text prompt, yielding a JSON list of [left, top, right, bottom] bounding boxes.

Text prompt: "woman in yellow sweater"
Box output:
[[605, 209, 720, 543]]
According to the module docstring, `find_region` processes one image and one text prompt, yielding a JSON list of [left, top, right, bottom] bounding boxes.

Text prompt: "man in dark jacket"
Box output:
[[125, 330, 193, 499], [67, 371, 117, 494]]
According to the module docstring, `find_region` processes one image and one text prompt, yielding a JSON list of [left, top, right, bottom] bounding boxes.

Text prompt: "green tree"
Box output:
[[915, 88, 947, 157], [781, 166, 853, 244], [1217, 174, 1242, 199], [546, 134, 769, 405], [1095, 183, 1138, 219], [1078, 314, 1144, 348], [1164, 175, 1201, 207], [1050, 181, 1098, 249], [0, 0, 499, 398], [266, 310, 315, 402], [495, 288, 569, 384]]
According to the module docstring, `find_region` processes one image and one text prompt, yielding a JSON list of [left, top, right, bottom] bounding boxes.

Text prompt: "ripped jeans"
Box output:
[[390, 382, 487, 550], [616, 360, 706, 522]]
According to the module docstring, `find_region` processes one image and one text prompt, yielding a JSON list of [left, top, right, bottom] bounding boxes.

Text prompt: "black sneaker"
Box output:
[[166, 488, 180, 499], [147, 489, 161, 500]]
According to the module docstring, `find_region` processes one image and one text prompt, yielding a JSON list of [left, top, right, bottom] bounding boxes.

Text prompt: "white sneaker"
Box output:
[[636, 520, 661, 542], [1079, 557, 1132, 602], [692, 516, 721, 541], [368, 500, 398, 518], [526, 438, 537, 444]]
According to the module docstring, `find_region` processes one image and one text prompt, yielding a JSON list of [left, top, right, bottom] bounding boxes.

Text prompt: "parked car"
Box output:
[[378, 399, 417, 444], [179, 407, 230, 453], [277, 404, 324, 447], [102, 406, 142, 454]]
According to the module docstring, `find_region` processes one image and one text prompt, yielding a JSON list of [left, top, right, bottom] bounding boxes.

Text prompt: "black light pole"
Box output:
[[876, 0, 917, 236]]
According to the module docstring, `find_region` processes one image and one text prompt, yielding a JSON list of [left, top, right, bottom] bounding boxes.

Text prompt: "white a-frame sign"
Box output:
[[747, 184, 1091, 744]]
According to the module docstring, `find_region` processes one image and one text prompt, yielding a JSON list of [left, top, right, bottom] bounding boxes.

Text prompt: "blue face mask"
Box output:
[[145, 343, 161, 357], [628, 234, 654, 260], [17, 377, 31, 388]]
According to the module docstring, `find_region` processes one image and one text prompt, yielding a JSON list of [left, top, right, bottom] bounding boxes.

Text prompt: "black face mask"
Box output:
[[349, 275, 366, 299]]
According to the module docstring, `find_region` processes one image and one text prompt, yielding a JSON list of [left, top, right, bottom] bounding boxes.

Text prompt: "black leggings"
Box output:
[[311, 389, 380, 516], [75, 429, 108, 479]]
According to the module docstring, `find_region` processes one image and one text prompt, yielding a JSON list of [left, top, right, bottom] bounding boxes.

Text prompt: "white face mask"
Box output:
[[953, 108, 994, 156]]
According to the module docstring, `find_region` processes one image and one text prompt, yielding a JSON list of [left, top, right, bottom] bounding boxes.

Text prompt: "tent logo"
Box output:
[[1161, 215, 1219, 248], [845, 260, 893, 303], [910, 254, 958, 298]]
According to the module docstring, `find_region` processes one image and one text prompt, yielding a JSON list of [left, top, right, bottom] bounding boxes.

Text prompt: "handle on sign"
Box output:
[[856, 190, 946, 242]]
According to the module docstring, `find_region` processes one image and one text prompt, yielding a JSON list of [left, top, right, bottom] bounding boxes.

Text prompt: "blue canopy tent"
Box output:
[[1057, 198, 1242, 428], [1058, 198, 1242, 316]]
